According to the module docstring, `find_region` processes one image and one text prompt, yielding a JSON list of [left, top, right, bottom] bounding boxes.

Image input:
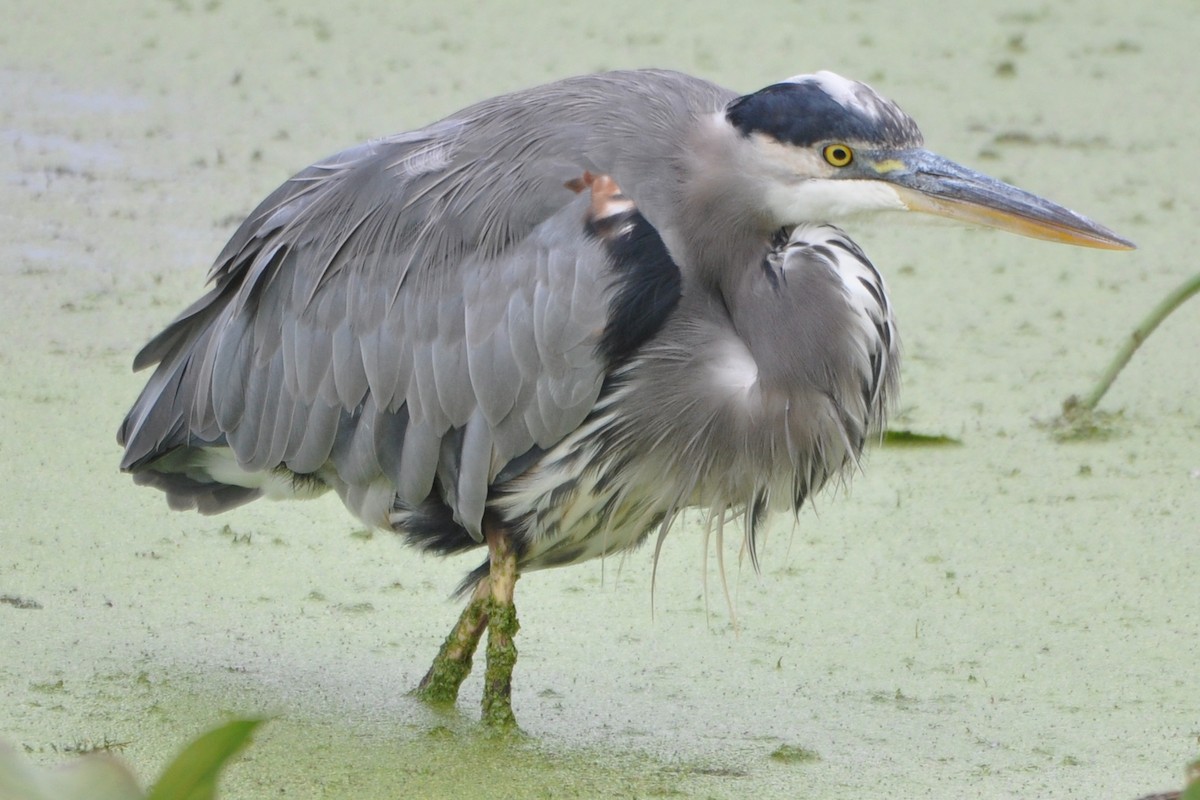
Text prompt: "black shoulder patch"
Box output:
[[587, 211, 682, 367]]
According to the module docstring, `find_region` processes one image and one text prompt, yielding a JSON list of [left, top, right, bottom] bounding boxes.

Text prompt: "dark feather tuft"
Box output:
[[726, 79, 921, 148], [588, 211, 682, 366]]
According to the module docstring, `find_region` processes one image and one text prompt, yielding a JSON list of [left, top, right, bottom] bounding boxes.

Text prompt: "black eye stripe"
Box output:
[[725, 80, 923, 148]]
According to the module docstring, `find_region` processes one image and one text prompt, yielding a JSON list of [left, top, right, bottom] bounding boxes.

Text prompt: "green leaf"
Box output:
[[881, 429, 962, 447], [145, 719, 263, 800], [1181, 756, 1200, 800]]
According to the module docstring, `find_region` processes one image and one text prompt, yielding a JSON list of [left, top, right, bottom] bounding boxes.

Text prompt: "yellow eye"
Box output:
[[823, 143, 854, 167]]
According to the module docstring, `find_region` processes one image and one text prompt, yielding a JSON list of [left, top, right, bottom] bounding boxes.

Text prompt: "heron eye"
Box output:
[[823, 143, 854, 167]]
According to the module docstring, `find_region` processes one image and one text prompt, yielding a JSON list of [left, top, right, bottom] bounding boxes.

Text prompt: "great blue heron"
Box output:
[[118, 69, 1132, 728]]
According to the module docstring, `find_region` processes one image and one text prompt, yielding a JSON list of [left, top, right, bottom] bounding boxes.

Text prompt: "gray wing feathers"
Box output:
[[122, 171, 612, 536], [120, 70, 727, 534]]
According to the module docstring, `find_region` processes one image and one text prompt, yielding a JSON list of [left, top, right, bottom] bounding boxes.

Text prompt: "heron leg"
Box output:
[[481, 520, 520, 730], [414, 578, 490, 705]]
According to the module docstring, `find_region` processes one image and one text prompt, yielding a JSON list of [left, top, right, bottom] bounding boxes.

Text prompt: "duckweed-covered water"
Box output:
[[2, 1, 1197, 797]]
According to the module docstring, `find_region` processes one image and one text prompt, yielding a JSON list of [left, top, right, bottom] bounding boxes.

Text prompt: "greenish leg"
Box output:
[[414, 578, 490, 705], [481, 522, 521, 730]]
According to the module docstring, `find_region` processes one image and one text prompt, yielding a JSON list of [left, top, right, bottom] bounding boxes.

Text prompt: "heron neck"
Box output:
[[674, 116, 782, 291]]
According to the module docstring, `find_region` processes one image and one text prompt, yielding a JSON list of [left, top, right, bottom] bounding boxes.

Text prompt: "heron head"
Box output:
[[724, 71, 1134, 250]]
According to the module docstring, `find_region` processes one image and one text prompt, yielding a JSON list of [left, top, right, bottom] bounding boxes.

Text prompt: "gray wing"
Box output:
[[117, 70, 721, 538]]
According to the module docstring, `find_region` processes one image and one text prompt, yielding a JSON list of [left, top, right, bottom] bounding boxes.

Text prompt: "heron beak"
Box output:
[[877, 149, 1135, 250]]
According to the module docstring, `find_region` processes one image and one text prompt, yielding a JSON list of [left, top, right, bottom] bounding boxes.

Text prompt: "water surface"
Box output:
[[2, 1, 1197, 797]]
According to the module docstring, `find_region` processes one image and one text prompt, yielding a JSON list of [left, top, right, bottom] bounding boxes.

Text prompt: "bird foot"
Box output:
[[412, 521, 523, 731], [481, 594, 520, 729], [481, 523, 521, 730], [413, 580, 490, 705]]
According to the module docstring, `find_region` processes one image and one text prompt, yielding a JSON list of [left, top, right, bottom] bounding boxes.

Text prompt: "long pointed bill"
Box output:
[[879, 149, 1135, 250]]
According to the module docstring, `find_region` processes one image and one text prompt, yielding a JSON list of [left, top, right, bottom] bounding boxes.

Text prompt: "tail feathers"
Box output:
[[118, 318, 224, 472], [131, 469, 261, 514]]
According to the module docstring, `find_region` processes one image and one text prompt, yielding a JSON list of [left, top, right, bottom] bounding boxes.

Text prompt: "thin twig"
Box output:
[[1072, 272, 1200, 412]]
